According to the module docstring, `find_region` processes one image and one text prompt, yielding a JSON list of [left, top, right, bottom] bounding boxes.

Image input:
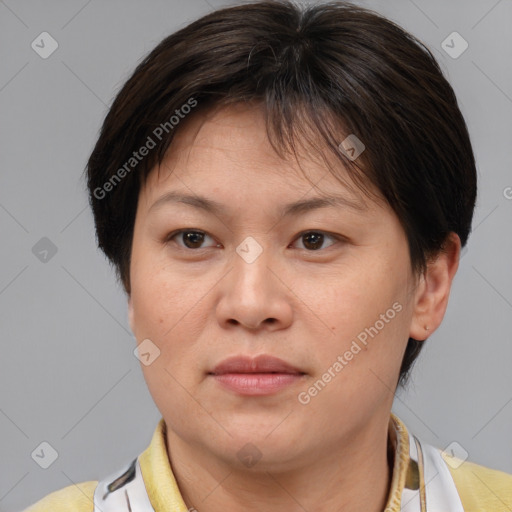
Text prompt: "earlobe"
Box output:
[[409, 232, 461, 341], [128, 297, 135, 334]]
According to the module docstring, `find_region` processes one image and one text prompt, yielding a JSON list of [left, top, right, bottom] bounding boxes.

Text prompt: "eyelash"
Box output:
[[164, 229, 344, 252]]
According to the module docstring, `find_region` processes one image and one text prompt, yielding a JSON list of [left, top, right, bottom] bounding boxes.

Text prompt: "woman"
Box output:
[[25, 1, 512, 511]]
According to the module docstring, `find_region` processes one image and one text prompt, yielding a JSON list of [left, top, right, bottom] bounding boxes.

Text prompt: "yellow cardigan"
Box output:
[[23, 414, 512, 512]]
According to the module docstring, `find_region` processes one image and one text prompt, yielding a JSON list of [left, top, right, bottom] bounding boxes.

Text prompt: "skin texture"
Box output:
[[128, 103, 460, 512]]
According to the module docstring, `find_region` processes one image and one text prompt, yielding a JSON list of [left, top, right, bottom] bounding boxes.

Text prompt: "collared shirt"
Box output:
[[24, 413, 512, 511]]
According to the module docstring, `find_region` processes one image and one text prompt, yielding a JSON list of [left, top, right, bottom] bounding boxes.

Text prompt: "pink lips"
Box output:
[[209, 355, 306, 396]]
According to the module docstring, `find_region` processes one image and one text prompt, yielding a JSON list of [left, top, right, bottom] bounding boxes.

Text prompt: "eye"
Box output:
[[165, 229, 342, 252], [292, 231, 340, 251], [166, 229, 219, 250]]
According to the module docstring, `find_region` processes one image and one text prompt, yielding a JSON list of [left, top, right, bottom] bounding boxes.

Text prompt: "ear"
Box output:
[[409, 232, 461, 341], [128, 296, 135, 334]]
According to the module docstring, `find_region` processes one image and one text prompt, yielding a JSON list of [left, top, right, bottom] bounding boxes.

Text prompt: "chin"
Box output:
[[219, 438, 306, 473]]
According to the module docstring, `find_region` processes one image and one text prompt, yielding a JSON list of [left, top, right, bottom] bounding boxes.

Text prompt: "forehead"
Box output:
[[141, 102, 384, 212]]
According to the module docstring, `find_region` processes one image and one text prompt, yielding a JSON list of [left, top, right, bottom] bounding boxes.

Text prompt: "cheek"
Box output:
[[130, 260, 214, 377], [131, 254, 203, 333], [291, 263, 410, 389], [132, 264, 210, 416], [291, 263, 399, 339], [294, 305, 408, 430]]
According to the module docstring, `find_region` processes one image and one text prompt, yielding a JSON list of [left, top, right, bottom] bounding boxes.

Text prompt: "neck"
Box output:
[[165, 417, 394, 512]]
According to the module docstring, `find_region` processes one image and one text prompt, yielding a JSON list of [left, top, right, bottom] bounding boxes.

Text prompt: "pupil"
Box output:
[[304, 232, 323, 250], [184, 231, 204, 248]]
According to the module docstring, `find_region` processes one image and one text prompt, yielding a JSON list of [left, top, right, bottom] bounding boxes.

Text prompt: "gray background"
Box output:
[[1, 0, 511, 510]]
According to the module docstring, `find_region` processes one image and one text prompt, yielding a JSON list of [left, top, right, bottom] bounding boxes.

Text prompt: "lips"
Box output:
[[209, 355, 306, 396], [210, 354, 304, 376]]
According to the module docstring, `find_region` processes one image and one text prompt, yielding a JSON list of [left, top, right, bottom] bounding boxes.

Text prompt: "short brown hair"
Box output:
[[85, 0, 477, 388]]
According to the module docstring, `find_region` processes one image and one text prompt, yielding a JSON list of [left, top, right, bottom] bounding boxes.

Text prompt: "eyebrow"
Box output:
[[148, 190, 368, 217]]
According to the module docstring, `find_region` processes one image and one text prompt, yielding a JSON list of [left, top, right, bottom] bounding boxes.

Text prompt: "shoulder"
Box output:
[[22, 480, 98, 512], [443, 453, 512, 512]]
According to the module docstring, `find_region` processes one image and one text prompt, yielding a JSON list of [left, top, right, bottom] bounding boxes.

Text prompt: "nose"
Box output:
[[215, 242, 293, 331]]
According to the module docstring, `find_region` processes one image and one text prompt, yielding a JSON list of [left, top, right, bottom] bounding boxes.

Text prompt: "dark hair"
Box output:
[[85, 0, 477, 388]]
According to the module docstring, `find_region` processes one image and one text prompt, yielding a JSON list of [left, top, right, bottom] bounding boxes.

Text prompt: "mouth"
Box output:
[[208, 354, 306, 396]]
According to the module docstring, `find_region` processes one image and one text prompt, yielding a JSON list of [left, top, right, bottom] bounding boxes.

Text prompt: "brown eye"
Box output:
[[167, 230, 218, 249], [166, 229, 340, 252], [294, 231, 338, 251]]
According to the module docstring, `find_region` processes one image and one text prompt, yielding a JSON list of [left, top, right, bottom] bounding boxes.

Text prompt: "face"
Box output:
[[128, 102, 423, 470]]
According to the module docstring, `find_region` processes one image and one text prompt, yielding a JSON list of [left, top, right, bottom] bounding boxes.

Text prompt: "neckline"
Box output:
[[140, 413, 412, 512]]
